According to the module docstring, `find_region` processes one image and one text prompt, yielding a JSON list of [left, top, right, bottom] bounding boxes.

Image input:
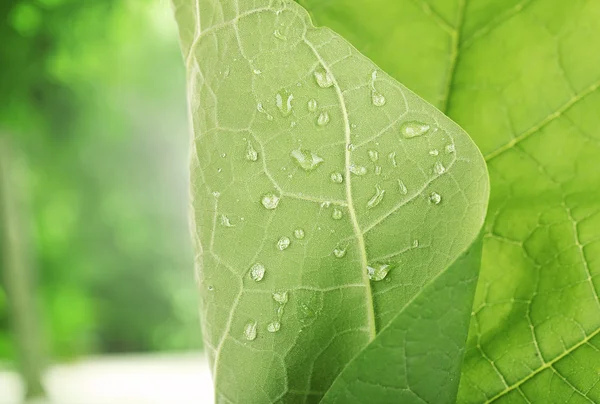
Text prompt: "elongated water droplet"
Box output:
[[261, 193, 280, 209], [314, 68, 334, 88], [333, 246, 347, 258], [273, 29, 286, 40], [332, 208, 343, 220], [307, 99, 317, 112], [244, 321, 257, 341], [220, 214, 234, 227], [267, 321, 281, 333], [413, 239, 419, 248], [276, 90, 294, 117], [400, 121, 430, 138], [347, 143, 355, 151], [429, 149, 439, 156], [375, 166, 382, 175], [330, 172, 343, 184], [372, 92, 386, 106], [367, 263, 390, 281], [367, 185, 385, 209], [207, 285, 214, 291], [445, 144, 456, 153], [277, 236, 291, 250], [349, 164, 367, 176], [245, 141, 258, 161], [250, 263, 266, 281], [212, 191, 221, 198], [368, 150, 379, 162], [388, 151, 398, 167], [434, 161, 446, 175], [429, 192, 442, 205], [290, 149, 324, 171], [317, 111, 330, 126], [257, 102, 273, 121], [273, 291, 288, 304], [253, 69, 262, 75], [320, 201, 331, 208], [294, 229, 305, 239], [398, 180, 408, 195]]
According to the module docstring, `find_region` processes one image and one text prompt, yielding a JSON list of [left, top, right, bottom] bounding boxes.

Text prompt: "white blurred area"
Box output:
[[0, 353, 213, 404]]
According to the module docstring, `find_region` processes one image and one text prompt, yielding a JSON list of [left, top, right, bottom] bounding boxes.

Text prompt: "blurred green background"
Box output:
[[0, 0, 199, 377]]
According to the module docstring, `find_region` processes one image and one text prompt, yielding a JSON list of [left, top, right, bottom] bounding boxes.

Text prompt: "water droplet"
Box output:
[[367, 185, 385, 209], [294, 229, 305, 239], [267, 321, 281, 332], [253, 69, 262, 75], [257, 102, 273, 121], [314, 68, 334, 88], [333, 246, 347, 258], [445, 144, 456, 153], [220, 153, 227, 158], [212, 191, 221, 198], [250, 263, 266, 281], [307, 99, 317, 112], [244, 321, 257, 341], [320, 201, 331, 208], [317, 111, 330, 126], [372, 92, 386, 106], [398, 180, 408, 195], [273, 29, 286, 40], [368, 150, 379, 162], [433, 161, 446, 175], [400, 121, 431, 138], [277, 236, 291, 251], [429, 192, 442, 205], [245, 141, 258, 162], [332, 208, 343, 220], [290, 121, 297, 128], [367, 263, 390, 281], [330, 172, 344, 184], [290, 149, 324, 171], [220, 214, 234, 227], [273, 291, 288, 304], [349, 164, 367, 176], [276, 90, 294, 117], [207, 285, 214, 291], [413, 239, 419, 248], [346, 143, 355, 152], [388, 151, 398, 167], [429, 149, 439, 156], [261, 193, 280, 209], [375, 166, 382, 175], [223, 67, 230, 78]]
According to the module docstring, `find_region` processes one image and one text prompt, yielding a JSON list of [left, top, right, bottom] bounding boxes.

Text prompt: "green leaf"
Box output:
[[300, 0, 600, 402], [173, 0, 488, 402]]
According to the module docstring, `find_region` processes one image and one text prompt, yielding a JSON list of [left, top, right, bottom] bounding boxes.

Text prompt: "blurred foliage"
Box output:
[[0, 0, 200, 361]]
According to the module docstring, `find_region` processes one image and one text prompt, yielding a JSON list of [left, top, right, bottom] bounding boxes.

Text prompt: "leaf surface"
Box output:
[[173, 0, 489, 402], [299, 0, 600, 402]]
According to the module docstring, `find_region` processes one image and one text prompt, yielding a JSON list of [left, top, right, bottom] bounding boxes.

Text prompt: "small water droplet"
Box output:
[[273, 291, 288, 304], [346, 143, 355, 152], [273, 29, 286, 40], [253, 69, 262, 75], [267, 321, 281, 332], [375, 166, 382, 176], [314, 68, 334, 88], [433, 161, 446, 175], [372, 92, 386, 107], [290, 149, 324, 171], [245, 141, 258, 161], [320, 201, 331, 208], [367, 263, 390, 281], [223, 67, 230, 78], [276, 90, 294, 117], [290, 121, 297, 128], [429, 149, 439, 156], [250, 263, 266, 282], [244, 321, 257, 341], [333, 246, 347, 258], [400, 121, 431, 138], [257, 102, 273, 121], [349, 164, 367, 176], [307, 99, 318, 112], [330, 172, 344, 184], [429, 192, 442, 205], [277, 236, 291, 250], [317, 111, 330, 126], [220, 214, 234, 227], [294, 228, 305, 239], [207, 285, 214, 291], [398, 180, 408, 195], [212, 191, 221, 198], [332, 208, 343, 220], [261, 193, 280, 209], [445, 144, 456, 153], [367, 184, 385, 209], [368, 150, 379, 162], [388, 151, 398, 167], [413, 239, 419, 248]]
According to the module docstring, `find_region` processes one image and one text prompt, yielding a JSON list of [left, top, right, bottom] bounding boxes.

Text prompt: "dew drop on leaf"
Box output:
[[367, 263, 390, 281], [250, 263, 266, 282], [330, 172, 344, 184], [434, 161, 446, 175], [317, 111, 330, 126], [276, 90, 294, 117], [445, 144, 456, 153], [273, 29, 286, 40], [314, 67, 334, 88], [375, 166, 382, 175], [244, 321, 257, 341], [349, 164, 367, 176], [290, 148, 324, 171], [413, 239, 419, 248], [368, 149, 379, 162], [398, 179, 408, 195], [367, 184, 386, 209], [267, 321, 281, 333], [388, 151, 398, 167], [294, 228, 305, 239], [333, 246, 347, 258], [220, 214, 234, 227], [346, 143, 356, 152], [400, 121, 431, 138], [245, 141, 258, 161], [257, 102, 274, 121], [372, 92, 386, 107], [272, 291, 288, 304], [307, 99, 317, 112], [429, 192, 442, 205], [253, 69, 262, 75], [429, 149, 439, 156], [207, 285, 214, 291], [277, 236, 291, 251], [261, 193, 280, 209], [332, 208, 343, 220]]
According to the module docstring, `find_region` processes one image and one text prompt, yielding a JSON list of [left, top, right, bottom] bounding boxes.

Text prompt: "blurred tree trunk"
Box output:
[[0, 135, 46, 400]]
